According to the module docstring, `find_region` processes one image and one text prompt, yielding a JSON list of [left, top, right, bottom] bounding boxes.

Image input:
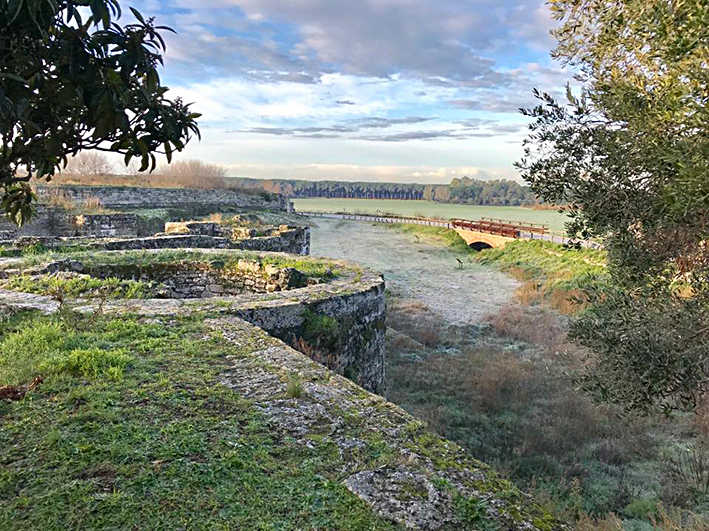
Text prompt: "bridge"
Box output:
[[450, 218, 548, 250], [297, 211, 575, 249]]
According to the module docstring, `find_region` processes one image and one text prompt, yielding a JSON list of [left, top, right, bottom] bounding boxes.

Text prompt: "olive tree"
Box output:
[[518, 0, 709, 413], [0, 0, 200, 224]]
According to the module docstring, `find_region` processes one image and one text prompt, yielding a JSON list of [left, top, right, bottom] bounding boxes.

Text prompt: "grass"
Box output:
[[378, 226, 704, 528], [384, 295, 709, 529], [0, 311, 399, 530], [41, 188, 113, 214], [0, 274, 147, 299], [475, 240, 607, 314], [388, 223, 472, 253], [292, 198, 571, 232], [9, 249, 344, 281], [286, 373, 305, 398], [251, 254, 342, 279]]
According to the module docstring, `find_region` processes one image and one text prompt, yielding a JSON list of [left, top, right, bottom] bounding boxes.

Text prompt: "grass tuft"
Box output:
[[286, 373, 304, 399]]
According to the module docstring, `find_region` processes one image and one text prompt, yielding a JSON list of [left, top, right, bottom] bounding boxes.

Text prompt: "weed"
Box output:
[[286, 373, 304, 398], [46, 347, 131, 380], [1, 274, 147, 299]]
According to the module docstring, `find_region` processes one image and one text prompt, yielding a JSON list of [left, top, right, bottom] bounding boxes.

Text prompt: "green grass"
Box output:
[[9, 249, 345, 281], [0, 274, 148, 299], [0, 311, 399, 530], [293, 198, 570, 232], [476, 240, 606, 285], [244, 254, 342, 279], [388, 223, 472, 253], [474, 240, 607, 310]]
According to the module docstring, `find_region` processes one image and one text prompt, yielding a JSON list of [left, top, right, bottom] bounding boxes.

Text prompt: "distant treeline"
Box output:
[[229, 176, 544, 206]]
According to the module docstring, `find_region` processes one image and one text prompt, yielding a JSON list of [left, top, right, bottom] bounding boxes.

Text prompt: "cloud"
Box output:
[[358, 130, 495, 143], [124, 0, 567, 182], [135, 0, 559, 89], [353, 117, 436, 129], [239, 116, 438, 138]]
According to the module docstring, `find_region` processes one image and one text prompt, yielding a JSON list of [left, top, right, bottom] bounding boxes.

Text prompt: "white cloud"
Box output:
[[124, 0, 569, 185]]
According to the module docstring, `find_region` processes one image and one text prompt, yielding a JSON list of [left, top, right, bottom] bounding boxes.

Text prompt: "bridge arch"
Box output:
[[469, 241, 493, 251], [454, 229, 511, 250]]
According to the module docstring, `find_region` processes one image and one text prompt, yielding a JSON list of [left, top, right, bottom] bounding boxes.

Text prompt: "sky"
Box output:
[[128, 0, 571, 184]]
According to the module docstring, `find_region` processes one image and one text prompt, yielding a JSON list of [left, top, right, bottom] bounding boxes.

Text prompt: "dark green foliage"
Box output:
[[302, 311, 342, 352], [0, 0, 200, 224], [517, 0, 709, 413], [573, 286, 709, 413]]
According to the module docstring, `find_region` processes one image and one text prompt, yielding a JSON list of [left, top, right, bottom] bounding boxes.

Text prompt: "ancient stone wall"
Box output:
[[0, 208, 139, 239], [82, 259, 307, 298], [73, 214, 139, 238], [164, 221, 310, 255], [0, 250, 382, 392], [0, 207, 75, 240], [35, 185, 290, 211]]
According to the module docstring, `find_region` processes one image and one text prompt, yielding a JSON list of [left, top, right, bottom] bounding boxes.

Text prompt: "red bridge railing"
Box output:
[[451, 218, 548, 238]]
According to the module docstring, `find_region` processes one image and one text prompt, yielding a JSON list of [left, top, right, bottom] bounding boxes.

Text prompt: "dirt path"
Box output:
[[310, 218, 519, 324]]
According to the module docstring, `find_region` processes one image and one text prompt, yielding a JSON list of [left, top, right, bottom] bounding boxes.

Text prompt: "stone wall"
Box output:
[[35, 185, 291, 211], [164, 221, 310, 255], [0, 221, 310, 257], [81, 259, 308, 298], [0, 207, 75, 240], [0, 250, 383, 392], [73, 214, 139, 238], [0, 208, 139, 239]]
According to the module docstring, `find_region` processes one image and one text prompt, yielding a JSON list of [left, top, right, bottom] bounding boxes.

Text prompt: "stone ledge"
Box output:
[[211, 316, 565, 531]]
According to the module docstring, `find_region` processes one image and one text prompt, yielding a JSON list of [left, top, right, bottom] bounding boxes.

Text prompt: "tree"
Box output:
[[0, 0, 200, 224], [63, 151, 114, 176], [518, 0, 709, 413], [157, 159, 227, 189]]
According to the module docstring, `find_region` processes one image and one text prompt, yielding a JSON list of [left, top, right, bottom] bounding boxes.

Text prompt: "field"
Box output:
[[293, 198, 570, 232], [309, 219, 709, 530]]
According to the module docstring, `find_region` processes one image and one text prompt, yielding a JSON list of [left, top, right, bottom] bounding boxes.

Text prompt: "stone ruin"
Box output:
[[0, 248, 385, 393], [0, 186, 566, 530], [0, 210, 309, 256]]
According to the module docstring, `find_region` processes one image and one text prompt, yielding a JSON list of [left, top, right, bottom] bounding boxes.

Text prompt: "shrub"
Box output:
[[486, 304, 567, 351], [302, 312, 341, 352]]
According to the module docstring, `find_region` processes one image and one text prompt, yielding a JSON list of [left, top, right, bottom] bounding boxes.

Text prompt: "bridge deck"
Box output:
[[451, 218, 548, 238]]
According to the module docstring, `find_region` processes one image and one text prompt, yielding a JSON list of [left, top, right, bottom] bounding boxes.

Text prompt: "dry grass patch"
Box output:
[[42, 188, 110, 214], [485, 304, 567, 351]]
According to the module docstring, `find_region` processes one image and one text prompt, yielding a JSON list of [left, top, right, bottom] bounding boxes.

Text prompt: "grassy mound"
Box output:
[[0, 312, 398, 530]]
